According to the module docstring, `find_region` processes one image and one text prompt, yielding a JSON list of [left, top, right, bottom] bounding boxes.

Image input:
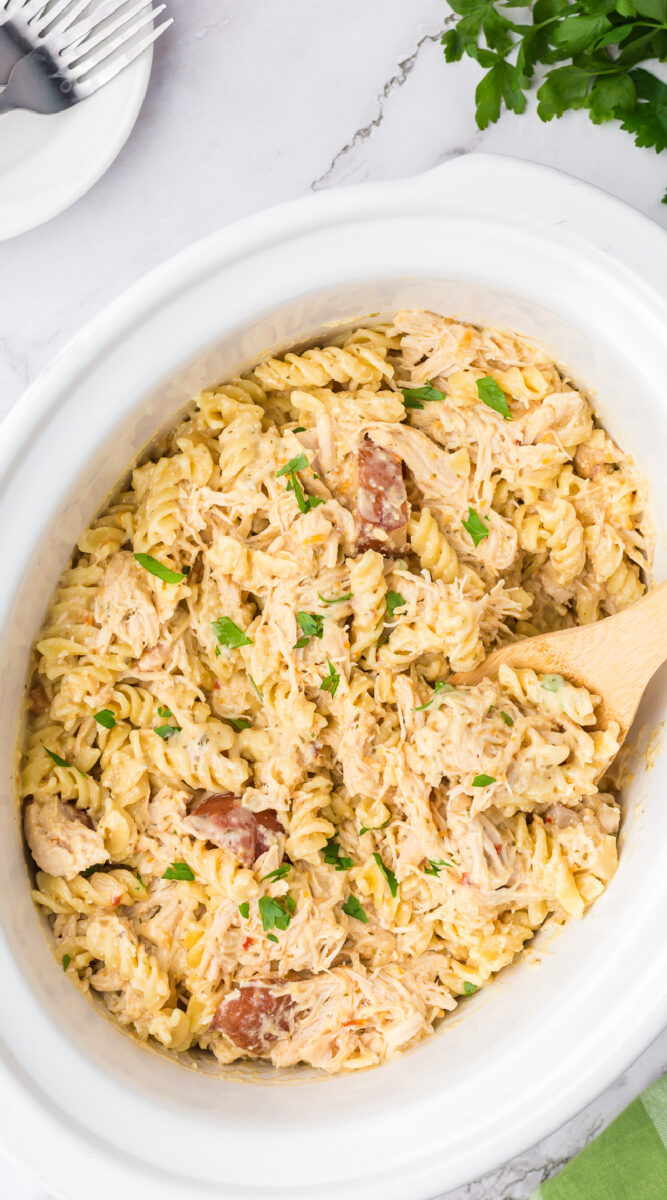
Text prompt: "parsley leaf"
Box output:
[[260, 864, 291, 883], [477, 376, 513, 420], [463, 981, 478, 996], [229, 717, 251, 732], [320, 659, 340, 698], [414, 680, 455, 711], [294, 611, 324, 648], [500, 711, 514, 726], [247, 673, 263, 702], [239, 901, 250, 919], [441, 2, 667, 203], [157, 705, 172, 719], [42, 745, 87, 777], [423, 858, 455, 876], [386, 590, 406, 620], [258, 895, 292, 932], [318, 591, 353, 604], [62, 954, 71, 971], [462, 507, 490, 547], [276, 453, 308, 477], [323, 837, 353, 871], [162, 861, 195, 881], [267, 933, 279, 943], [292, 426, 306, 434], [342, 895, 369, 923], [401, 381, 446, 409], [372, 851, 398, 898], [359, 817, 391, 836], [155, 723, 181, 739], [542, 673, 565, 692], [276, 454, 324, 514], [212, 616, 253, 649], [133, 553, 185, 584], [472, 774, 496, 786], [93, 708, 116, 729], [135, 873, 147, 890], [80, 864, 104, 878]]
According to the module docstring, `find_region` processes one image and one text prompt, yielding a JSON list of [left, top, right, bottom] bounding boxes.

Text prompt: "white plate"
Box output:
[[0, 42, 152, 240]]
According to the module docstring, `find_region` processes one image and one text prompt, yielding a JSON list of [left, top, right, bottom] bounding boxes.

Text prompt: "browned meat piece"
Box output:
[[28, 684, 50, 714], [185, 794, 284, 866], [211, 985, 295, 1054], [356, 434, 408, 554]]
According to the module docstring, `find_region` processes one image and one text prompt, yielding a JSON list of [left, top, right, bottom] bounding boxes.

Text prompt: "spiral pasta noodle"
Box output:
[[20, 309, 650, 1074]]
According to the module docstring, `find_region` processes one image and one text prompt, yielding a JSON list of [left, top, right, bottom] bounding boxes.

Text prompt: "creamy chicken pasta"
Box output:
[[21, 311, 650, 1072]]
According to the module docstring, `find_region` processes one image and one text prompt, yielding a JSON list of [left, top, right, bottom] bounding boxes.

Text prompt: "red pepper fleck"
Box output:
[[495, 843, 502, 855], [545, 817, 552, 824], [460, 873, 469, 885], [242, 936, 254, 951], [112, 894, 122, 907]]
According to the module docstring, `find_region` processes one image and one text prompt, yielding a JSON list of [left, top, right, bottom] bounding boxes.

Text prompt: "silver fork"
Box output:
[[0, 0, 172, 114]]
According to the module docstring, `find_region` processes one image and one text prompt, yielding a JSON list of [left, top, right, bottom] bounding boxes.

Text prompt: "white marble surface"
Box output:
[[1, 1, 666, 1196]]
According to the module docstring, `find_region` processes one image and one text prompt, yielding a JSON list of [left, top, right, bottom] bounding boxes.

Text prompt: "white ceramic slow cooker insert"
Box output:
[[1, 155, 666, 1200]]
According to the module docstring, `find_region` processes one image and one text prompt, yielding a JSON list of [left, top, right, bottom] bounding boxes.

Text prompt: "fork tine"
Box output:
[[59, 0, 141, 48], [72, 4, 166, 75], [75, 15, 171, 93], [62, 0, 159, 61]]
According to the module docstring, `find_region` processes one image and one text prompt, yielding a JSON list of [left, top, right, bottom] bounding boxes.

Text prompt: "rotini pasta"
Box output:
[[20, 310, 650, 1074]]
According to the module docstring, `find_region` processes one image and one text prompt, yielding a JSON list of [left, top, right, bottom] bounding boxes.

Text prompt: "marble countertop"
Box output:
[[1, 0, 666, 1196]]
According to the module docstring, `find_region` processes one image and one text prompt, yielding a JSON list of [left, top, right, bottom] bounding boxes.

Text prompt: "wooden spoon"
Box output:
[[452, 581, 667, 741]]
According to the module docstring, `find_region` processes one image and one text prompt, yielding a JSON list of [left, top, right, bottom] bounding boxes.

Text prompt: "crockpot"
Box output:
[[1, 154, 666, 1200]]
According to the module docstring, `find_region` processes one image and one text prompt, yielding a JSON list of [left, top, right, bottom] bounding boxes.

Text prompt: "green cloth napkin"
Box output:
[[532, 1077, 667, 1199]]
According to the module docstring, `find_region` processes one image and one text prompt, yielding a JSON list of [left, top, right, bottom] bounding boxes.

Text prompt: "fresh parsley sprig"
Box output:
[[442, 0, 667, 201]]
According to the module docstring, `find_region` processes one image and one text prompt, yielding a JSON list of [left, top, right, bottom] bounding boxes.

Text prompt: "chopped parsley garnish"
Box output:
[[239, 901, 250, 919], [542, 674, 565, 693], [342, 895, 369, 923], [229, 717, 251, 732], [267, 933, 279, 943], [157, 705, 172, 719], [276, 453, 324, 515], [372, 851, 398, 898], [292, 426, 306, 434], [283, 893, 296, 914], [386, 590, 406, 619], [93, 709, 116, 729], [477, 377, 513, 420], [80, 864, 104, 878], [500, 711, 514, 726], [462, 507, 490, 547], [258, 895, 292, 932], [43, 746, 72, 769], [260, 864, 291, 883], [162, 861, 195, 881], [133, 553, 185, 584], [318, 591, 353, 605], [463, 981, 478, 996], [423, 858, 455, 876], [276, 453, 309, 477], [135, 873, 147, 890], [62, 954, 71, 971], [294, 611, 324, 648], [401, 381, 446, 410], [155, 723, 181, 739], [414, 680, 455, 711], [42, 744, 87, 777], [359, 817, 391, 836], [212, 616, 253, 649], [472, 774, 496, 787], [323, 836, 353, 871], [247, 673, 263, 702], [320, 659, 340, 698]]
